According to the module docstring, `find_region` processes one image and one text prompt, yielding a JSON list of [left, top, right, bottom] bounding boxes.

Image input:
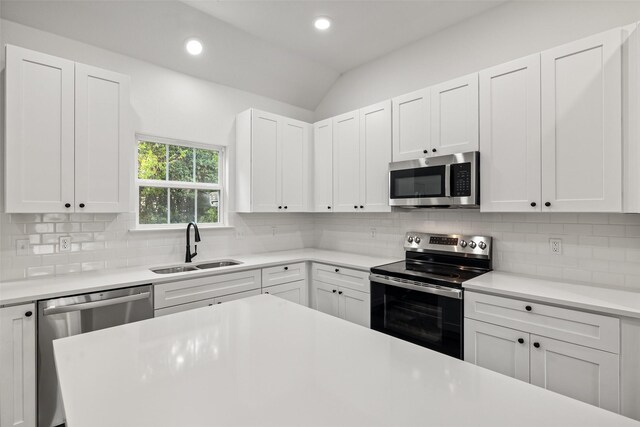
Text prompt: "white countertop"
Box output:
[[0, 249, 396, 306], [53, 295, 639, 427], [463, 271, 640, 319]]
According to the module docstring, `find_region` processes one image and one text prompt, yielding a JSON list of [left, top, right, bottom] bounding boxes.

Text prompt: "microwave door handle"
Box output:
[[445, 164, 451, 197]]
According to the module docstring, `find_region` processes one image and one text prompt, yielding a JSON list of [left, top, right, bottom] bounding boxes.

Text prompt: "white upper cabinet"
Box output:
[[480, 54, 542, 212], [281, 118, 310, 212], [431, 73, 479, 156], [332, 102, 392, 213], [359, 100, 392, 212], [249, 110, 280, 212], [74, 64, 131, 213], [392, 88, 430, 161], [313, 119, 333, 212], [236, 109, 311, 213], [5, 45, 75, 213], [5, 45, 131, 214], [541, 28, 622, 212], [332, 110, 361, 212]]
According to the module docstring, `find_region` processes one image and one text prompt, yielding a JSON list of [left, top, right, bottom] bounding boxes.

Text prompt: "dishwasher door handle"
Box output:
[[43, 292, 151, 316]]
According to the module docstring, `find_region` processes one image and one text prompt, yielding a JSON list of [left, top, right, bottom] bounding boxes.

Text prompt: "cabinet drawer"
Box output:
[[465, 291, 620, 353], [155, 298, 215, 317], [262, 262, 306, 287], [312, 263, 369, 292], [154, 269, 261, 309]]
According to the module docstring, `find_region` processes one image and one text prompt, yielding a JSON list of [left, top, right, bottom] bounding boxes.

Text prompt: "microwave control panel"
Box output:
[[451, 163, 472, 197]]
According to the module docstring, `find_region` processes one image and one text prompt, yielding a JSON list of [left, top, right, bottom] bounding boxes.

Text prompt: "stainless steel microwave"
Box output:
[[389, 151, 479, 208]]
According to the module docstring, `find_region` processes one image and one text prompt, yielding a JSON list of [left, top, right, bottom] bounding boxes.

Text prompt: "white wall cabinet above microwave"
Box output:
[[5, 45, 131, 214], [235, 109, 312, 213], [481, 28, 623, 212], [391, 73, 479, 162], [332, 100, 392, 213]]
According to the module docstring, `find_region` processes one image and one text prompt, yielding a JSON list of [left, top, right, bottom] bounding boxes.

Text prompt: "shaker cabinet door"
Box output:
[[359, 100, 392, 212], [74, 63, 131, 213], [281, 119, 310, 212], [332, 111, 361, 213], [338, 287, 370, 328], [430, 73, 479, 156], [311, 280, 340, 318], [541, 28, 622, 212], [251, 110, 281, 212], [5, 45, 75, 213], [480, 54, 541, 212], [313, 119, 334, 212], [530, 335, 620, 413], [392, 88, 430, 161], [464, 319, 530, 382], [0, 304, 37, 427]]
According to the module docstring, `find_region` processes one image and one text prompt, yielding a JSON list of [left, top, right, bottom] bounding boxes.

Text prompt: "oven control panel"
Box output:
[[404, 232, 492, 257]]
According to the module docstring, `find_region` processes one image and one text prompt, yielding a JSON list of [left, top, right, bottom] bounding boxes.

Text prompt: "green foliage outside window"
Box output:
[[137, 140, 221, 226]]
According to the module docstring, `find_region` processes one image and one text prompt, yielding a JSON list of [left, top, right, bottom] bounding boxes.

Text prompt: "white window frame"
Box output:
[[135, 134, 226, 229]]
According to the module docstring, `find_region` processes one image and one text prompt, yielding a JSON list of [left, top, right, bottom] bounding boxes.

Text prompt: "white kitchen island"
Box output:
[[53, 295, 639, 427]]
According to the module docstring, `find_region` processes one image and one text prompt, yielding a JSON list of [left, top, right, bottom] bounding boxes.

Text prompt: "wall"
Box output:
[[315, 1, 640, 119], [315, 211, 640, 290], [0, 20, 315, 281]]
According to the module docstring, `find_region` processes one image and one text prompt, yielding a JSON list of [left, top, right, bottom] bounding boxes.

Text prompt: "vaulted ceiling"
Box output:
[[1, 0, 505, 110]]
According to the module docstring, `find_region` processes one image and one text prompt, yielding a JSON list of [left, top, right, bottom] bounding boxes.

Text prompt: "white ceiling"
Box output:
[[184, 0, 506, 73], [1, 0, 506, 110]]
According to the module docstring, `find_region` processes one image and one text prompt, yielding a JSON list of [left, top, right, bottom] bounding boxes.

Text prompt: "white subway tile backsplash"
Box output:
[[3, 210, 640, 292]]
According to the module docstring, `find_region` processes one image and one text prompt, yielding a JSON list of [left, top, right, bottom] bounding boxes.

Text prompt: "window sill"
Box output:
[[129, 225, 234, 233]]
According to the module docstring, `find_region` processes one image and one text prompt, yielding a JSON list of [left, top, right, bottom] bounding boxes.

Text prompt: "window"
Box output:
[[136, 135, 224, 228]]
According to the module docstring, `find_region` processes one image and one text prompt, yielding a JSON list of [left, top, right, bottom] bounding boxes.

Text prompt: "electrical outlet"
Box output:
[[16, 239, 29, 256], [272, 226, 277, 236], [60, 236, 71, 252], [370, 228, 377, 238], [550, 238, 562, 255], [235, 229, 245, 240]]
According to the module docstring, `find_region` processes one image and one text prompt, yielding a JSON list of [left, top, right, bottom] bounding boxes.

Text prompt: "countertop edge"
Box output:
[[0, 249, 396, 306], [463, 272, 640, 319]]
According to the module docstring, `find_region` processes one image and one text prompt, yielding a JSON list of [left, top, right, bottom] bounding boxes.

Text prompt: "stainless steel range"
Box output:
[[370, 232, 492, 359]]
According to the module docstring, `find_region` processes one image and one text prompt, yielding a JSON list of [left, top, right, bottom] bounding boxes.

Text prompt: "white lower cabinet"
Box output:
[[262, 280, 308, 306], [464, 291, 621, 413], [311, 280, 370, 327], [0, 304, 36, 427], [530, 335, 619, 413], [464, 318, 530, 382]]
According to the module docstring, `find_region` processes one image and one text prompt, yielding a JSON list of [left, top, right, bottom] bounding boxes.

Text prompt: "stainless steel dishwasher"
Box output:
[[38, 285, 153, 427]]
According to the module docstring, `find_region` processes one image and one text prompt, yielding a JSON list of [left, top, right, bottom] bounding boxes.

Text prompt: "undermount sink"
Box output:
[[195, 260, 242, 269], [150, 260, 242, 274], [151, 266, 199, 274]]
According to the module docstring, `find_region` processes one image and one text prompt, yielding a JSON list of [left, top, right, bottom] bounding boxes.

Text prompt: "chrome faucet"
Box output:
[[185, 222, 201, 263]]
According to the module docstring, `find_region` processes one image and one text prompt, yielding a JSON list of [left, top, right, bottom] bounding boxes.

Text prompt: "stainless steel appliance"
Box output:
[[370, 232, 492, 358], [389, 151, 479, 208], [38, 285, 153, 427]]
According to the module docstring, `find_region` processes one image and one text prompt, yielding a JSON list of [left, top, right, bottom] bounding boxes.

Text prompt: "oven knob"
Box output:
[[414, 237, 421, 244], [407, 236, 414, 243], [459, 240, 467, 248], [479, 241, 487, 250], [469, 241, 477, 249]]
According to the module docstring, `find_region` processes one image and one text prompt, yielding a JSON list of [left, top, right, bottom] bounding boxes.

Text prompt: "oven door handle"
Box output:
[[369, 274, 462, 299]]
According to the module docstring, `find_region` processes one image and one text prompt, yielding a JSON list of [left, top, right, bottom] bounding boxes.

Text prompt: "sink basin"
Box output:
[[195, 260, 242, 269], [151, 266, 199, 274]]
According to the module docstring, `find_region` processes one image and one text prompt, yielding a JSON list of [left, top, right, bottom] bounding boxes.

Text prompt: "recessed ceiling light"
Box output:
[[314, 17, 331, 31], [185, 39, 203, 56]]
